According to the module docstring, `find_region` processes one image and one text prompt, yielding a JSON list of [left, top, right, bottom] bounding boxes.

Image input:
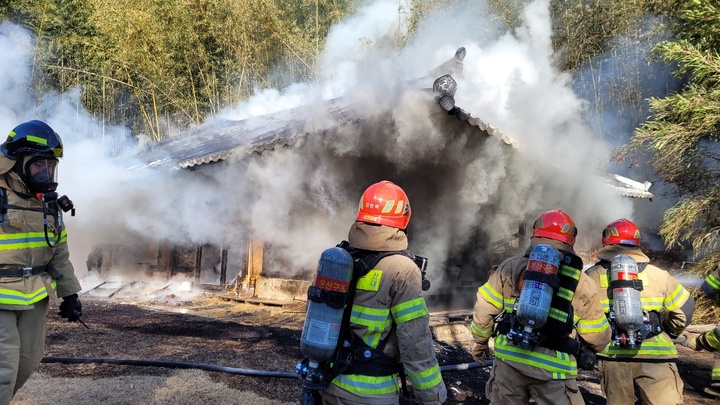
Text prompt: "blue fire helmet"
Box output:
[[1, 120, 63, 160]]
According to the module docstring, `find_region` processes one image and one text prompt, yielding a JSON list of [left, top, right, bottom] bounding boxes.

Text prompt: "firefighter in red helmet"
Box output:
[[320, 180, 447, 405], [586, 218, 694, 405], [0, 120, 82, 403], [471, 209, 611, 404]]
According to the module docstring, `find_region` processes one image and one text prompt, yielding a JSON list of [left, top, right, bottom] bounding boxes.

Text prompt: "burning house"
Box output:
[[84, 48, 653, 310]]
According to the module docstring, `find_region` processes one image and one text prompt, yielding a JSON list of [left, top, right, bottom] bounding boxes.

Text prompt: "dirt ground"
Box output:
[[9, 294, 720, 405]]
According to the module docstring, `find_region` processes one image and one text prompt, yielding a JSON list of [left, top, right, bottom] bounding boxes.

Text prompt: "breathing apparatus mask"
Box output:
[[13, 154, 59, 195], [26, 156, 59, 194]]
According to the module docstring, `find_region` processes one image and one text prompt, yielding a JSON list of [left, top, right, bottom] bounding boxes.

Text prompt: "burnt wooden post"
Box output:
[[169, 246, 178, 277], [220, 247, 228, 285], [195, 245, 203, 282]]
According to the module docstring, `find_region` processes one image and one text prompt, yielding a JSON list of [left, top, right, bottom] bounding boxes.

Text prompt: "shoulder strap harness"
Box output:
[[0, 187, 72, 248], [317, 240, 420, 392], [495, 253, 582, 354]]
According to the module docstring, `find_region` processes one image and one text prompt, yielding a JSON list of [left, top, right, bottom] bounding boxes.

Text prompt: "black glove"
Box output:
[[577, 345, 597, 370], [696, 332, 719, 352], [58, 294, 82, 322]]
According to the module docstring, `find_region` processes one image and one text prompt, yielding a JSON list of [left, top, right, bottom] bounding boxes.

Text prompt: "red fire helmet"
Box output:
[[355, 180, 411, 230], [602, 218, 641, 247], [531, 209, 577, 247]]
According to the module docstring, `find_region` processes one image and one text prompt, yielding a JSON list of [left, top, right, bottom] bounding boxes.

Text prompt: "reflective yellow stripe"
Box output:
[[331, 373, 398, 395], [503, 298, 516, 312], [576, 315, 610, 334], [600, 299, 610, 312], [556, 286, 574, 301], [548, 307, 569, 323], [599, 273, 609, 288], [356, 269, 382, 291], [478, 283, 503, 310], [639, 297, 663, 311], [471, 322, 492, 338], [407, 364, 442, 390], [350, 306, 391, 349], [705, 329, 720, 349], [351, 305, 390, 326], [360, 325, 384, 348], [391, 297, 428, 324], [0, 230, 66, 250], [705, 274, 720, 290], [664, 284, 690, 311], [604, 298, 664, 313], [26, 135, 48, 145], [602, 335, 678, 356], [0, 280, 56, 305], [495, 335, 576, 377], [560, 265, 581, 280]]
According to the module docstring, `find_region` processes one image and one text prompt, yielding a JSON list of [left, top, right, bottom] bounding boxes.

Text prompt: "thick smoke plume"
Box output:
[[0, 1, 670, 295]]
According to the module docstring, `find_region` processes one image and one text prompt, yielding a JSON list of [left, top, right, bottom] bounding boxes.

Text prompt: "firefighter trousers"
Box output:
[[485, 359, 584, 405], [0, 298, 48, 405], [321, 385, 400, 405], [599, 360, 683, 405]]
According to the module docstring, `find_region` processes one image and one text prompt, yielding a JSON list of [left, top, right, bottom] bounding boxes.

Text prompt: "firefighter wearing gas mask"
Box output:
[[306, 180, 447, 405], [471, 210, 611, 405], [585, 218, 694, 405], [0, 120, 82, 404]]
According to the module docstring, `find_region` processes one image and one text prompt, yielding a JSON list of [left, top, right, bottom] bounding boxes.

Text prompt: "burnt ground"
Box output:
[[11, 295, 719, 405]]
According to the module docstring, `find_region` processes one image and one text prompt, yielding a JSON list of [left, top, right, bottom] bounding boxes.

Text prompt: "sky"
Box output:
[[0, 0, 680, 292]]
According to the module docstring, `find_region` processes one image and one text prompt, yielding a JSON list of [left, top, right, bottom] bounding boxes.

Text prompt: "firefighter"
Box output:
[[675, 262, 720, 397], [471, 209, 611, 405], [585, 218, 694, 405], [0, 120, 82, 404], [320, 180, 447, 405]]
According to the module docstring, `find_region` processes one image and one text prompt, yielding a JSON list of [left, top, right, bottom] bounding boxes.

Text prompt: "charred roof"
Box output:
[[133, 47, 652, 200]]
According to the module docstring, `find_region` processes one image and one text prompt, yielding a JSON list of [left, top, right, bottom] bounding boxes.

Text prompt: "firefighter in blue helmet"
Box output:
[[0, 120, 82, 404]]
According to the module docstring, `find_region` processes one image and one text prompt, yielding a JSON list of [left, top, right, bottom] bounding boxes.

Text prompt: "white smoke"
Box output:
[[573, 15, 683, 252], [0, 1, 672, 300], [209, 0, 635, 277]]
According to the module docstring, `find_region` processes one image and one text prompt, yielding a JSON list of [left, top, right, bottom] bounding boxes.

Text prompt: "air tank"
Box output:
[[515, 244, 561, 334], [610, 254, 644, 347], [300, 247, 354, 368]]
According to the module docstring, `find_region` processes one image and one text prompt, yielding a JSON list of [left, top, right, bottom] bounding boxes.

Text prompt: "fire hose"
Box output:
[[41, 357, 493, 378]]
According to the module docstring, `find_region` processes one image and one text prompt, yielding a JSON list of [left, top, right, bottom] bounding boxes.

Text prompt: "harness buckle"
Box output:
[[22, 267, 33, 277]]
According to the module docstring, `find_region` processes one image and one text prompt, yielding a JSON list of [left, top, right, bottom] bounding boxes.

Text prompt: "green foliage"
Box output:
[[631, 0, 720, 262], [3, 0, 354, 139], [0, 0, 687, 141], [438, 0, 683, 73]]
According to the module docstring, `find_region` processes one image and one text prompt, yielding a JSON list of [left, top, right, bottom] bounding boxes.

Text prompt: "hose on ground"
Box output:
[[440, 359, 493, 372], [42, 357, 493, 378], [41, 357, 298, 378]]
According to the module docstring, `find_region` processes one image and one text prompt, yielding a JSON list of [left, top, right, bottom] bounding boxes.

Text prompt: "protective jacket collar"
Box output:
[[525, 236, 575, 256], [597, 244, 650, 264], [347, 221, 408, 252]]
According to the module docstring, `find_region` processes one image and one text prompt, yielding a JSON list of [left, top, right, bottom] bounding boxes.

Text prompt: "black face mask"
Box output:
[[22, 156, 59, 194]]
